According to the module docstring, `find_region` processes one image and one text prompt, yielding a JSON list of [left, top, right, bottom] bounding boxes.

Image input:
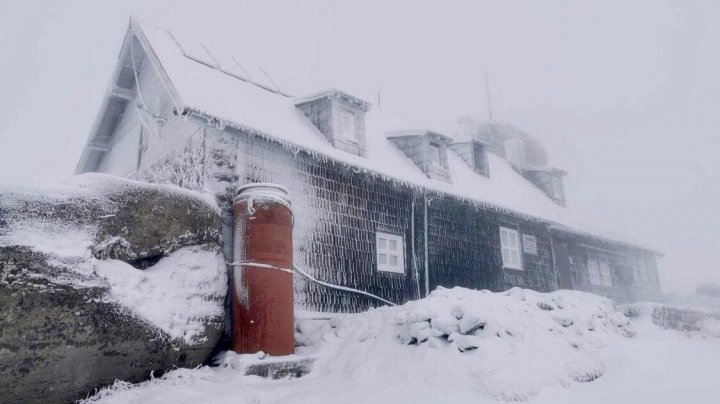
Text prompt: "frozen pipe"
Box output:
[[411, 199, 421, 299], [231, 183, 294, 356], [424, 195, 430, 297]]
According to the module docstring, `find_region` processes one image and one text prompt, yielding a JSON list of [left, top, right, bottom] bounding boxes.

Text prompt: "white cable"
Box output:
[[225, 260, 396, 306], [129, 38, 148, 109], [293, 264, 396, 307]]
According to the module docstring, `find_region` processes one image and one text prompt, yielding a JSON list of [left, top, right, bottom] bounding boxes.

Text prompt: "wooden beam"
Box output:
[[110, 86, 136, 101], [88, 141, 111, 152]]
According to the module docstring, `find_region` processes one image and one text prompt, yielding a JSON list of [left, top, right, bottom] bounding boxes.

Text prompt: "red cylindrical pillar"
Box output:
[[231, 183, 294, 356]]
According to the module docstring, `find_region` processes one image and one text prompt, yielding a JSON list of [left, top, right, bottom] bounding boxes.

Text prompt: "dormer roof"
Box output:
[[385, 129, 453, 143], [294, 88, 371, 111]]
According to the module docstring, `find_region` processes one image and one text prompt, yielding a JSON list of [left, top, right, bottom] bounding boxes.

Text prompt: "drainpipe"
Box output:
[[423, 194, 432, 297], [411, 199, 421, 299]]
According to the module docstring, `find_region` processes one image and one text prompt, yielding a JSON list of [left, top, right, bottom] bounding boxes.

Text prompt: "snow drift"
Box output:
[[84, 287, 636, 403]]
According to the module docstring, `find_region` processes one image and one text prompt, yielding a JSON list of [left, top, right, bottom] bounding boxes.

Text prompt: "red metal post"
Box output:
[[231, 183, 294, 356]]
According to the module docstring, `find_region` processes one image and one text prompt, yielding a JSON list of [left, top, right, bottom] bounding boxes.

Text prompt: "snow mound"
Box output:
[[300, 287, 632, 401], [623, 302, 720, 339], [85, 287, 634, 403]]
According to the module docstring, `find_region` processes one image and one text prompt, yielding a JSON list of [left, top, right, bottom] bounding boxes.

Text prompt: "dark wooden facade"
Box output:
[[140, 126, 661, 312]]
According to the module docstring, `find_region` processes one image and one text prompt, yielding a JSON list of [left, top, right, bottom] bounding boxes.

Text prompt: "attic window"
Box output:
[[429, 142, 442, 166], [472, 142, 488, 174], [504, 138, 526, 165], [340, 110, 357, 142], [551, 176, 564, 200]]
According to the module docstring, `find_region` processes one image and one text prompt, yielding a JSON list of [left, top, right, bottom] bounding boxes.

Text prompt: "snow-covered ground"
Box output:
[[82, 287, 720, 404]]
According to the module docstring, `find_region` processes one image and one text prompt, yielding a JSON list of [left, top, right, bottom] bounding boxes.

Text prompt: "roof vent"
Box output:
[[295, 89, 371, 157]]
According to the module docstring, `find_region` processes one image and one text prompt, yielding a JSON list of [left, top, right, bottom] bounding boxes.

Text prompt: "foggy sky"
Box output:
[[1, 0, 718, 294]]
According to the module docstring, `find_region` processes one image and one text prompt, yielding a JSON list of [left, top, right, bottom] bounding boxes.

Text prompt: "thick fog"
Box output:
[[1, 0, 718, 294]]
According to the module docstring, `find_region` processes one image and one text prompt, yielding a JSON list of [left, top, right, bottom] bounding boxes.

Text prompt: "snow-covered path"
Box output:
[[532, 319, 720, 404]]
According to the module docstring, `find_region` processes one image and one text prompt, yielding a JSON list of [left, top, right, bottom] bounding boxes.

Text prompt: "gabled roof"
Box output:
[[76, 17, 657, 253]]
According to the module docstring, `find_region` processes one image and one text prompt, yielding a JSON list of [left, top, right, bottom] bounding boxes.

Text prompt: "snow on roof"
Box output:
[[129, 17, 654, 252]]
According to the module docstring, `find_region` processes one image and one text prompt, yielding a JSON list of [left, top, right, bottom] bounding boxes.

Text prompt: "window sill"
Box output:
[[502, 266, 524, 271], [377, 267, 406, 275]]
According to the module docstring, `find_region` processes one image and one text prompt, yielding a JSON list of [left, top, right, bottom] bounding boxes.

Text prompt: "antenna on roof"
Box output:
[[259, 66, 283, 94], [485, 72, 494, 122], [377, 90, 382, 113], [231, 56, 252, 81]]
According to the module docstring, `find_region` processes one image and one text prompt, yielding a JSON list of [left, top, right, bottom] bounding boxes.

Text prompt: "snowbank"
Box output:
[[300, 287, 632, 401], [84, 287, 639, 403], [95, 245, 227, 343], [623, 302, 720, 339]]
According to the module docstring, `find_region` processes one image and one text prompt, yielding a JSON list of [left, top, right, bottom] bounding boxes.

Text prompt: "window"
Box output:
[[633, 259, 649, 283], [340, 110, 357, 141], [587, 259, 602, 286], [551, 176, 564, 200], [500, 227, 522, 270], [376, 232, 405, 274], [522, 234, 537, 255], [504, 138, 526, 165], [472, 142, 488, 174], [429, 142, 442, 166], [588, 258, 613, 287]]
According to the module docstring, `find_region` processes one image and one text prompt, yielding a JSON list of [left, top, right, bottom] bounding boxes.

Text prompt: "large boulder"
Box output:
[[0, 174, 227, 403]]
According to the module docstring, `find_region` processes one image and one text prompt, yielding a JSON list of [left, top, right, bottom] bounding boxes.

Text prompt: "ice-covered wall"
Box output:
[[564, 239, 661, 303], [126, 112, 660, 312]]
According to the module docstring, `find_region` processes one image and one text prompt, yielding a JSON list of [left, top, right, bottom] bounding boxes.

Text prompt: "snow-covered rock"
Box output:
[[0, 174, 226, 404]]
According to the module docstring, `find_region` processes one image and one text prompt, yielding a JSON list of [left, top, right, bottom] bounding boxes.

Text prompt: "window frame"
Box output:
[[634, 259, 649, 283], [429, 142, 442, 167], [521, 234, 537, 255], [339, 109, 358, 142], [504, 138, 526, 165], [376, 231, 405, 274], [588, 258, 613, 287], [499, 226, 523, 270], [551, 176, 564, 200]]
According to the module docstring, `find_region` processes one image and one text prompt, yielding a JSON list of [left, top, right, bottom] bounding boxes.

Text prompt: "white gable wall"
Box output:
[[96, 44, 178, 177]]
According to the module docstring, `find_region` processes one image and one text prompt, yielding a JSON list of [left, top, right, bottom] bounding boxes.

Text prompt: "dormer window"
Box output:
[[504, 138, 527, 165], [448, 139, 489, 177], [387, 129, 453, 183], [516, 165, 567, 206], [340, 109, 357, 142], [429, 142, 442, 166], [295, 89, 370, 157], [551, 176, 564, 200]]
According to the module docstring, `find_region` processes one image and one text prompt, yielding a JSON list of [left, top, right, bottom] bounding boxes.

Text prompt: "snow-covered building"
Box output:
[[76, 17, 662, 311]]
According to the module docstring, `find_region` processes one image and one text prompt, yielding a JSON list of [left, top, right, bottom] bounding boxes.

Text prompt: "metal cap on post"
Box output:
[[231, 183, 294, 356]]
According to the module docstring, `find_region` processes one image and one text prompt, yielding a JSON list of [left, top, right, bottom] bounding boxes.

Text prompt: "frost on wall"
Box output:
[[138, 118, 207, 194], [132, 121, 658, 313]]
